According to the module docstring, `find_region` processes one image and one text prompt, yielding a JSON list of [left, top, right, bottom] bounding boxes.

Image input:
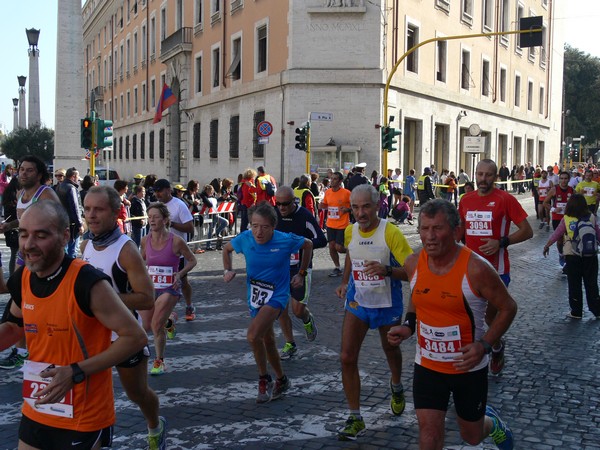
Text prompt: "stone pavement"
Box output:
[[0, 194, 599, 449]]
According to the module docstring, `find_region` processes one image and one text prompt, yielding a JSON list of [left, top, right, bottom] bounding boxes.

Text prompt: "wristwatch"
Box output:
[[298, 269, 308, 277], [70, 363, 86, 384], [385, 265, 393, 277], [478, 339, 493, 355]]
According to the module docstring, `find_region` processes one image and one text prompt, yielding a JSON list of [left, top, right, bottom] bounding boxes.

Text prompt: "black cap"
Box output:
[[154, 179, 172, 191]]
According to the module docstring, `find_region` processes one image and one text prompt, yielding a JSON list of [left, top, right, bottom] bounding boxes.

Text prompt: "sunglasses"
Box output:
[[275, 200, 294, 207]]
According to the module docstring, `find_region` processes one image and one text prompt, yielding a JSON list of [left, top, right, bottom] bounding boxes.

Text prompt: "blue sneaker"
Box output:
[[558, 254, 565, 266], [148, 416, 167, 450], [486, 405, 513, 450]]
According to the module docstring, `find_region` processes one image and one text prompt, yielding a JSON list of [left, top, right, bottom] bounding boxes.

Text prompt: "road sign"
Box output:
[[463, 136, 486, 153], [257, 121, 273, 137], [310, 112, 334, 121], [258, 136, 269, 145]]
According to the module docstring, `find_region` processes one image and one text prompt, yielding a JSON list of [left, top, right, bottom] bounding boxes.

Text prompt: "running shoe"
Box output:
[[303, 314, 318, 342], [256, 377, 274, 404], [338, 414, 366, 441], [558, 254, 565, 267], [485, 405, 514, 450], [272, 375, 291, 400], [389, 380, 406, 416], [489, 339, 505, 375], [566, 312, 582, 319], [148, 416, 167, 450], [328, 268, 343, 277], [165, 313, 177, 340], [546, 224, 550, 232], [185, 305, 196, 321], [538, 222, 544, 229], [280, 342, 298, 360], [150, 359, 166, 376], [562, 265, 568, 276], [0, 348, 28, 370]]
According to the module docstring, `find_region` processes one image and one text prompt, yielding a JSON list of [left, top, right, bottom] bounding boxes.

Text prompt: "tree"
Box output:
[[563, 45, 600, 144], [0, 125, 54, 163]]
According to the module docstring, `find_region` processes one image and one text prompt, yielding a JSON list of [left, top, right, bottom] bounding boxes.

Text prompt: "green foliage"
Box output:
[[0, 125, 54, 163], [563, 45, 600, 143]]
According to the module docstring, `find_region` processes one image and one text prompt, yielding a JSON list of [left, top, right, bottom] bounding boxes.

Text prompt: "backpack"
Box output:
[[263, 177, 276, 197], [572, 215, 597, 257]]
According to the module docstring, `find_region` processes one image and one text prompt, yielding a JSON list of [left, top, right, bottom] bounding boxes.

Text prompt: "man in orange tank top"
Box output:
[[388, 199, 517, 450], [0, 200, 147, 450]]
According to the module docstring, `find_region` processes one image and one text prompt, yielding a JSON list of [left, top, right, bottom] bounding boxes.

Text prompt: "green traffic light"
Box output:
[[96, 119, 113, 149]]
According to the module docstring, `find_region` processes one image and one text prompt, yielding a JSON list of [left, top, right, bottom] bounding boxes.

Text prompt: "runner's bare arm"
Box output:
[[118, 241, 155, 310]]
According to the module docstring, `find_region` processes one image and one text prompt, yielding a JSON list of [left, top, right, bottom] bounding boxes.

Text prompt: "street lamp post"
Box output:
[[12, 98, 18, 131], [17, 76, 27, 128], [26, 28, 41, 127]]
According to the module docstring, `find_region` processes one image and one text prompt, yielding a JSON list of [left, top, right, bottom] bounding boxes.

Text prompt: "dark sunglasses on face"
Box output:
[[276, 200, 294, 207]]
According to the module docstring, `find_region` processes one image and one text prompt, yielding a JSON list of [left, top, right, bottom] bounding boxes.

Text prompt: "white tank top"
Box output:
[[347, 219, 393, 308], [81, 234, 141, 341]]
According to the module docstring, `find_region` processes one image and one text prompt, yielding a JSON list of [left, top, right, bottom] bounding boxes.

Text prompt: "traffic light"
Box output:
[[96, 119, 113, 149], [295, 125, 308, 152], [382, 126, 402, 152], [80, 118, 93, 149], [573, 143, 579, 161]]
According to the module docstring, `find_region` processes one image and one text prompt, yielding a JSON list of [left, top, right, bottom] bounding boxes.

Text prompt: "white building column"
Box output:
[[54, 0, 86, 173]]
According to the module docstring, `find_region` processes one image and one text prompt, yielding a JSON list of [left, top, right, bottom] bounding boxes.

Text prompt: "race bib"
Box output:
[[328, 206, 340, 219], [249, 279, 275, 309], [351, 259, 385, 288], [22, 361, 74, 418], [148, 266, 174, 289], [555, 202, 567, 215], [418, 322, 462, 363], [465, 211, 493, 236], [583, 186, 595, 197], [290, 252, 300, 266]]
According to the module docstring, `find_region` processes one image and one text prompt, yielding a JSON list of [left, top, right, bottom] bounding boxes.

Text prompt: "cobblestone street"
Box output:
[[0, 195, 599, 449]]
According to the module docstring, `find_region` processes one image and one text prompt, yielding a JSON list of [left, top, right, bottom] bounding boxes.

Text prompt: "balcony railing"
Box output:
[[93, 86, 105, 101], [160, 27, 193, 62]]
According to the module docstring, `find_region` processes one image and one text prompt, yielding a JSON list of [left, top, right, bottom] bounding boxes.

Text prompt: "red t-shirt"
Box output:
[[458, 188, 528, 275]]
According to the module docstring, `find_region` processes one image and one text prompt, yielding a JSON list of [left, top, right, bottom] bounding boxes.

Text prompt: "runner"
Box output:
[[153, 179, 197, 321], [388, 199, 516, 450], [274, 186, 327, 360], [335, 184, 412, 440], [537, 170, 553, 231], [542, 171, 573, 269], [222, 202, 313, 403], [81, 186, 167, 449], [458, 159, 533, 375], [0, 200, 147, 449], [141, 202, 197, 375], [320, 171, 351, 277], [575, 169, 600, 215], [0, 155, 60, 370]]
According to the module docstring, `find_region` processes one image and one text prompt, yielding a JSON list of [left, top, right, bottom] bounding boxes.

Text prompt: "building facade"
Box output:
[[82, 0, 564, 185]]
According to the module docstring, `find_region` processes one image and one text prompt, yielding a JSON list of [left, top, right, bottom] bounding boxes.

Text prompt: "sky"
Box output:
[[0, 0, 599, 135]]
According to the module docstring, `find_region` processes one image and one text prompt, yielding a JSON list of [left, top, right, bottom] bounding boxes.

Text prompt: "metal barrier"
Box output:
[[187, 202, 238, 248]]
